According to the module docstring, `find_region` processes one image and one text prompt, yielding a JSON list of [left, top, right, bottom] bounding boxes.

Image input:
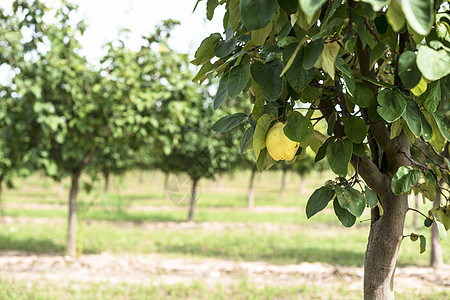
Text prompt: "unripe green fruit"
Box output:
[[424, 218, 433, 228], [410, 233, 419, 242]]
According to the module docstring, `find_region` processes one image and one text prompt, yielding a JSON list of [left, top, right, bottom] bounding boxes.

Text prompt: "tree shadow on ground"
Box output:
[[0, 235, 65, 254], [159, 244, 365, 267], [0, 235, 100, 255]]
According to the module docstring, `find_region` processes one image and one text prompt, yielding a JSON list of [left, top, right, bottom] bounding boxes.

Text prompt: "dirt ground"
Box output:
[[1, 250, 449, 294]]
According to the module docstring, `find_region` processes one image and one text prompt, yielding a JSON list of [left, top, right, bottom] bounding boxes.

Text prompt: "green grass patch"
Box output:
[[1, 276, 448, 300], [2, 206, 342, 226]]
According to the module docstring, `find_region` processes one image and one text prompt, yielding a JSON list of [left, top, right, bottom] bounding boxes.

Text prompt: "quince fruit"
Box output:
[[266, 121, 299, 161]]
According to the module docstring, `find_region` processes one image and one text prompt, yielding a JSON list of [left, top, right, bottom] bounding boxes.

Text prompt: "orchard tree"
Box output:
[[0, 0, 48, 218], [1, 2, 153, 257], [193, 0, 450, 298]]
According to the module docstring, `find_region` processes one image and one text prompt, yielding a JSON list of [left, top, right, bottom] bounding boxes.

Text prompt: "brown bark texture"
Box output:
[[67, 171, 80, 257]]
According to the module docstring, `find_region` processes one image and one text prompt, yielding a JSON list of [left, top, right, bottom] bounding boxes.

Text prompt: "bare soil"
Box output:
[[1, 251, 449, 294]]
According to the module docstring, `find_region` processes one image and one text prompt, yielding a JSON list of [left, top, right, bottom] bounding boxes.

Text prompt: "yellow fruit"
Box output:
[[158, 46, 167, 53], [266, 122, 300, 161], [410, 76, 428, 96]]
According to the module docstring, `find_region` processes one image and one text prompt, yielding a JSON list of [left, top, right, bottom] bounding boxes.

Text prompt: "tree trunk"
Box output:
[[164, 172, 169, 201], [364, 192, 408, 299], [58, 181, 64, 200], [298, 175, 306, 195], [280, 168, 287, 201], [187, 178, 199, 222], [67, 171, 81, 257], [0, 177, 3, 221], [103, 170, 110, 194], [411, 193, 421, 229], [430, 186, 443, 268], [248, 168, 256, 209]]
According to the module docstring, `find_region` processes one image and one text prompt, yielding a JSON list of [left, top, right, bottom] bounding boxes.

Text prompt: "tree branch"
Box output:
[[351, 154, 390, 199]]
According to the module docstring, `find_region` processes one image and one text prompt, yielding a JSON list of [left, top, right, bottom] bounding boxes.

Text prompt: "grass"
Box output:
[[1, 220, 448, 267], [1, 276, 449, 300], [2, 205, 342, 225], [1, 169, 449, 299]]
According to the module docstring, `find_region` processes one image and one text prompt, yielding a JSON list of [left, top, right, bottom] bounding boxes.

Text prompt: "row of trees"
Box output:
[[0, 1, 256, 256], [195, 0, 450, 299]]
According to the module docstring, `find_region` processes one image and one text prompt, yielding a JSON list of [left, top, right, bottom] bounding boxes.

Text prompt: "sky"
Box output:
[[3, 0, 225, 62]]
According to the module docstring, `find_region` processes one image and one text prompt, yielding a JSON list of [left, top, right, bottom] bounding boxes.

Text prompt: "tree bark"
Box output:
[[364, 192, 408, 300], [430, 186, 443, 268], [248, 168, 256, 209], [412, 193, 421, 229], [67, 171, 81, 257], [280, 168, 287, 201], [187, 178, 199, 222], [0, 176, 3, 221], [164, 172, 169, 201], [103, 170, 110, 194], [298, 175, 306, 195]]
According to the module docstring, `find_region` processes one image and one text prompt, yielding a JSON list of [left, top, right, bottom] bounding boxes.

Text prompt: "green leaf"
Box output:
[[283, 43, 316, 91], [241, 126, 255, 155], [335, 57, 355, 96], [315, 136, 335, 163], [306, 185, 335, 218], [416, 45, 450, 81], [435, 219, 448, 240], [214, 36, 237, 58], [353, 143, 365, 157], [192, 33, 222, 65], [295, 3, 321, 30], [377, 89, 407, 122], [361, 0, 389, 11], [250, 60, 283, 101], [351, 83, 375, 108], [227, 57, 250, 100], [432, 112, 450, 142], [419, 235, 426, 254], [421, 81, 442, 114], [369, 42, 388, 69], [251, 21, 273, 46], [240, 0, 278, 31], [335, 186, 366, 218], [278, 0, 298, 15], [327, 112, 336, 136], [211, 113, 248, 132], [326, 138, 353, 177], [283, 111, 314, 143], [365, 186, 378, 207], [229, 0, 241, 31], [421, 113, 432, 142], [391, 166, 420, 195], [299, 0, 327, 16], [206, 0, 218, 20], [253, 114, 274, 160], [401, 0, 433, 36], [333, 199, 357, 227], [386, 0, 405, 32], [314, 42, 340, 80], [344, 116, 367, 144], [398, 51, 422, 89], [374, 14, 388, 34], [402, 100, 422, 138], [256, 148, 267, 171], [213, 71, 229, 110], [301, 85, 320, 102], [303, 39, 324, 70]]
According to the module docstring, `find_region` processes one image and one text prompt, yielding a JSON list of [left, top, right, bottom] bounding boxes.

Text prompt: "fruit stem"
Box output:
[[407, 207, 429, 220]]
